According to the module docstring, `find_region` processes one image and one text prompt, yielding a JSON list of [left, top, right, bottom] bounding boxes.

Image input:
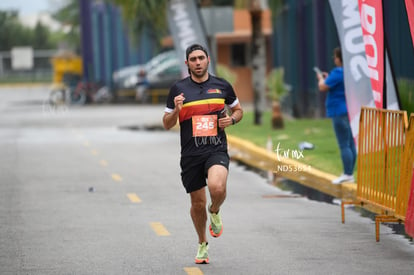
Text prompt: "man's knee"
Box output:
[[209, 182, 226, 197], [192, 200, 206, 213], [191, 191, 207, 210]]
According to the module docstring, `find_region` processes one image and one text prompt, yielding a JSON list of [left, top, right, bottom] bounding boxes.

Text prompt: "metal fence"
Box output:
[[0, 49, 57, 83]]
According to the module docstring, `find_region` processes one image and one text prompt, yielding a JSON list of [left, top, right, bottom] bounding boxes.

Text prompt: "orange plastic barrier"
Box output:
[[341, 107, 414, 241], [357, 108, 406, 211], [396, 114, 414, 220]]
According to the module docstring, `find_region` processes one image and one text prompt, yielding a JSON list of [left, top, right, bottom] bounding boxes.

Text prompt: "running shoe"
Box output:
[[209, 205, 223, 238], [332, 174, 354, 184], [195, 242, 209, 264]]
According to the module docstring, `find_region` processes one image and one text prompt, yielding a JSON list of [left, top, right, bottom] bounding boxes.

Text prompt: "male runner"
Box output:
[[163, 44, 243, 264]]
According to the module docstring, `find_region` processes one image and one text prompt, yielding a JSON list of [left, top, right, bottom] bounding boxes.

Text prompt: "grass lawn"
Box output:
[[226, 111, 346, 176]]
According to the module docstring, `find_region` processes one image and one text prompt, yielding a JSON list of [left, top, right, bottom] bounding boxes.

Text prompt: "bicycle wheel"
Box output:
[[49, 88, 66, 106], [70, 89, 87, 105]]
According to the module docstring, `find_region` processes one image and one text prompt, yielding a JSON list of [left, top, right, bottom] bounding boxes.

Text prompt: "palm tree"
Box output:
[[234, 0, 284, 125], [111, 0, 169, 46], [51, 0, 82, 50], [266, 67, 290, 129]]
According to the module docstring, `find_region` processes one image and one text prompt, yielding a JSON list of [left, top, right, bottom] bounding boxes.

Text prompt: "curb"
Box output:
[[227, 135, 357, 200]]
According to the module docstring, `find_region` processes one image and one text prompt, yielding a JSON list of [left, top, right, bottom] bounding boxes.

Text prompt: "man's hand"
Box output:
[[218, 115, 233, 129], [174, 93, 185, 112], [163, 93, 185, 130]]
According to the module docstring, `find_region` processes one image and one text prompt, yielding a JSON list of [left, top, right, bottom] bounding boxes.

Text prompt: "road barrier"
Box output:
[[342, 107, 414, 241]]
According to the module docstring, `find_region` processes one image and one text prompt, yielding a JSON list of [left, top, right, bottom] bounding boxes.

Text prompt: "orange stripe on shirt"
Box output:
[[179, 99, 225, 123]]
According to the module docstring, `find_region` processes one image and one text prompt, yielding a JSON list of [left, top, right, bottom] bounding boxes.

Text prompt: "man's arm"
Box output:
[[317, 72, 329, 92], [163, 93, 185, 130], [230, 103, 243, 124], [163, 110, 179, 130], [218, 102, 243, 129]]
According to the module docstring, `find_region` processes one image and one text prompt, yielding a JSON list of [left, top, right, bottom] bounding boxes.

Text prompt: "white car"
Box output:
[[113, 50, 178, 90]]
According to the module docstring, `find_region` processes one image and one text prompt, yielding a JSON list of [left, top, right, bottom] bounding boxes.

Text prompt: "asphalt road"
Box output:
[[1, 85, 413, 275]]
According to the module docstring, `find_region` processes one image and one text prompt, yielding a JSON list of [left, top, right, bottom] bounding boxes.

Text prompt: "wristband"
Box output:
[[231, 117, 236, 125]]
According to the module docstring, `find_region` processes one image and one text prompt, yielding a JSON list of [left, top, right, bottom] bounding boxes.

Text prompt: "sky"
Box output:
[[0, 0, 64, 30], [0, 0, 53, 16]]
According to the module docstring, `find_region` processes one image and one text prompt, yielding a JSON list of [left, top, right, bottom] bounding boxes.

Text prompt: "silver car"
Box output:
[[113, 50, 178, 92]]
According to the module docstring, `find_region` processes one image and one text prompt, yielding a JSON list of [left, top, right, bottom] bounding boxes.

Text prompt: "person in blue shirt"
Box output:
[[317, 47, 357, 184]]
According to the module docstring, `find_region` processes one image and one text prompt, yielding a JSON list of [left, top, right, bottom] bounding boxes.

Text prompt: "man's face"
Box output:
[[186, 50, 209, 78]]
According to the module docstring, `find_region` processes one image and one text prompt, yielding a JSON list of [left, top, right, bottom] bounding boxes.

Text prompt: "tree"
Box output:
[[111, 0, 169, 47], [51, 0, 81, 50], [267, 67, 290, 129], [0, 10, 33, 51], [33, 22, 53, 49]]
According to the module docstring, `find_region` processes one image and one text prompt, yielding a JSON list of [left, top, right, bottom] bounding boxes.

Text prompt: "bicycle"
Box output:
[[48, 80, 113, 106]]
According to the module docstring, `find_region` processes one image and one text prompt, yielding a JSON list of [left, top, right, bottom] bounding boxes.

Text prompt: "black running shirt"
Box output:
[[165, 75, 239, 157]]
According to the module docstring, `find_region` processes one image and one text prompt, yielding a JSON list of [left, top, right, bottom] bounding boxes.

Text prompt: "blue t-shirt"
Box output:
[[324, 67, 348, 117]]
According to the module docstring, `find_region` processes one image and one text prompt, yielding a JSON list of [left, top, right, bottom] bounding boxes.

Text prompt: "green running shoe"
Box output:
[[209, 205, 223, 238], [195, 242, 209, 264]]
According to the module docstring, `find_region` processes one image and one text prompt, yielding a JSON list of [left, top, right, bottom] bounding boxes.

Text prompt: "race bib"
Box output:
[[192, 115, 218, 137]]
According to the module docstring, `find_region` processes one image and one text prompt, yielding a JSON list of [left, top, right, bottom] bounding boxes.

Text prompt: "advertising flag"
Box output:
[[404, 0, 414, 239], [405, 170, 414, 238], [358, 0, 384, 108], [405, 0, 414, 48], [328, 0, 400, 148], [167, 0, 215, 77], [328, 0, 375, 147]]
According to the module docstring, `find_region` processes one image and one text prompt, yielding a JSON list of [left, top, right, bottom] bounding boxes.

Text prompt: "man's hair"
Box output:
[[334, 47, 342, 63], [185, 44, 208, 60]]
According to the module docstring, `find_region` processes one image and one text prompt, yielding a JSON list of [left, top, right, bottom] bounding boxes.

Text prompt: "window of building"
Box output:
[[231, 43, 248, 67]]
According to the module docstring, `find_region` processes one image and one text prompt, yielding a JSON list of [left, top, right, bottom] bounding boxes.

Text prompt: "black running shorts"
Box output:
[[180, 151, 230, 193]]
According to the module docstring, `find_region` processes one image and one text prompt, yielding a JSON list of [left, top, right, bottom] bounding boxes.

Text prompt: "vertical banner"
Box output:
[[328, 0, 375, 148], [328, 0, 400, 149], [358, 0, 384, 108], [405, 0, 414, 239], [405, 170, 414, 238], [167, 0, 215, 76], [406, 0, 414, 48]]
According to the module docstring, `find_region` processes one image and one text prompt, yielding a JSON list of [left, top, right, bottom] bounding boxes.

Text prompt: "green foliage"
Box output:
[[267, 0, 285, 17], [33, 22, 54, 49], [51, 0, 81, 50], [0, 11, 32, 50], [233, 0, 284, 12], [398, 78, 414, 115], [0, 10, 59, 50], [216, 64, 237, 85], [226, 111, 344, 175], [111, 0, 168, 46], [0, 0, 81, 52], [266, 67, 289, 101]]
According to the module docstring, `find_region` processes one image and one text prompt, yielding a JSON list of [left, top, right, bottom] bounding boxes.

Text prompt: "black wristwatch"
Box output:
[[231, 117, 236, 125]]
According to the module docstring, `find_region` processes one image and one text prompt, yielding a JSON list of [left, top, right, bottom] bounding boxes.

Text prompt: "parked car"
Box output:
[[136, 57, 182, 103], [112, 50, 178, 95]]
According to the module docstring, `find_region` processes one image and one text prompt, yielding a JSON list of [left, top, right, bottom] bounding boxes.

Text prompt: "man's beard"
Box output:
[[190, 66, 208, 78]]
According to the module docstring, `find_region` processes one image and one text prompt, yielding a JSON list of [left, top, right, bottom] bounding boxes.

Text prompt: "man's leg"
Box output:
[[190, 187, 208, 244], [207, 165, 227, 238], [207, 165, 228, 213]]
